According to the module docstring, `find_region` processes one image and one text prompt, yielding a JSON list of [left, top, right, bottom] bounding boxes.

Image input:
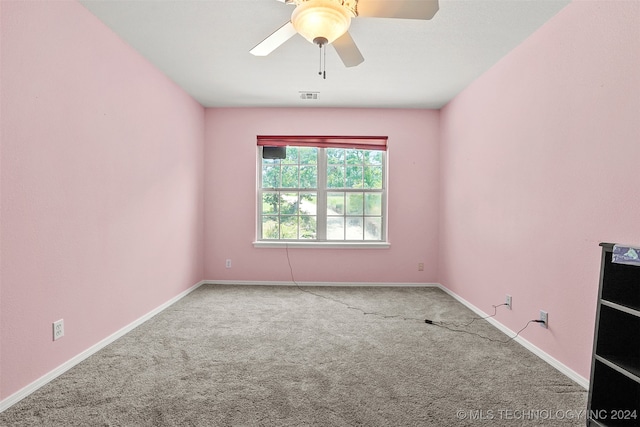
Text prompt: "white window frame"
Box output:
[[254, 145, 389, 249]]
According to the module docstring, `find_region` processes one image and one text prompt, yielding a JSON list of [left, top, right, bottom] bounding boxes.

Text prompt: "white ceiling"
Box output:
[[79, 0, 571, 109]]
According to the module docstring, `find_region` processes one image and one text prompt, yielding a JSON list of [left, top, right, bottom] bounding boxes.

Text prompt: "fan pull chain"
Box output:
[[318, 42, 326, 79], [323, 42, 326, 79], [314, 36, 328, 80]]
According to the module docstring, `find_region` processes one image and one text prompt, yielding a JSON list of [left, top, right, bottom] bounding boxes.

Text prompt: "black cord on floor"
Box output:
[[285, 244, 543, 343], [285, 244, 424, 322], [425, 318, 545, 343], [439, 303, 508, 328]]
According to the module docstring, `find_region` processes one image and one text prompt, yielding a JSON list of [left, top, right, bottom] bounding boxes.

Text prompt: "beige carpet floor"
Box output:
[[0, 285, 587, 426]]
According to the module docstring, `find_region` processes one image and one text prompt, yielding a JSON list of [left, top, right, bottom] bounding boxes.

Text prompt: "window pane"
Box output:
[[300, 216, 317, 239], [327, 148, 344, 164], [345, 149, 363, 164], [365, 193, 382, 215], [280, 193, 298, 215], [327, 217, 344, 240], [262, 165, 280, 188], [364, 166, 382, 189], [346, 193, 363, 215], [299, 147, 317, 165], [300, 193, 317, 215], [364, 217, 382, 240], [346, 217, 363, 240], [281, 165, 298, 188], [345, 165, 363, 188], [280, 216, 298, 239], [282, 147, 299, 164], [263, 157, 280, 165], [262, 216, 279, 239], [327, 192, 344, 215], [327, 165, 345, 188], [300, 165, 317, 188], [365, 151, 382, 165], [262, 193, 279, 214]]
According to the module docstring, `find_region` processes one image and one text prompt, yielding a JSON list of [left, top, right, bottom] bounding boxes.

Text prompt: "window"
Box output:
[[257, 136, 387, 245]]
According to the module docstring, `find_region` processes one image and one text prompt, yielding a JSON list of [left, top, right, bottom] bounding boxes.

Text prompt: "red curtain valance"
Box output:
[[257, 135, 388, 151]]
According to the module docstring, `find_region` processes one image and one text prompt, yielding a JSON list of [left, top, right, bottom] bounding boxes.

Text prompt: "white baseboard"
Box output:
[[0, 280, 206, 413], [204, 280, 440, 288], [436, 285, 590, 390]]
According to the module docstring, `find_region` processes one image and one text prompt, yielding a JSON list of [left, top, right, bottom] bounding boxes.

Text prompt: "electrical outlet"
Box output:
[[505, 294, 512, 310], [539, 310, 548, 328], [53, 319, 64, 341], [418, 263, 424, 271], [225, 259, 232, 268]]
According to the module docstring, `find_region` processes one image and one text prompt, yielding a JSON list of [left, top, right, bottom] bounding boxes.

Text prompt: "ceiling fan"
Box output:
[[250, 0, 439, 68]]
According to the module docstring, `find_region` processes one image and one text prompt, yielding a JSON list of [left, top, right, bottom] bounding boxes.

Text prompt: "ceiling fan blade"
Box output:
[[357, 0, 439, 20], [250, 21, 297, 56], [333, 32, 364, 67]]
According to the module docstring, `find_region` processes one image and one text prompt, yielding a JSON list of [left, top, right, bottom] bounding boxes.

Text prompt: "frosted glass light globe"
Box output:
[[291, 0, 352, 45]]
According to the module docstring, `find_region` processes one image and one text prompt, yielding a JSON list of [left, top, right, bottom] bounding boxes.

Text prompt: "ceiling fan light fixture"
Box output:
[[291, 0, 353, 45]]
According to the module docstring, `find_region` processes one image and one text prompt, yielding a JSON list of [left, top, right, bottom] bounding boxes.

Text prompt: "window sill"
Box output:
[[253, 241, 390, 249]]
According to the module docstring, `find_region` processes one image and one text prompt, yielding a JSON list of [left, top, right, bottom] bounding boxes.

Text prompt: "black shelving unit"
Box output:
[[587, 243, 640, 426]]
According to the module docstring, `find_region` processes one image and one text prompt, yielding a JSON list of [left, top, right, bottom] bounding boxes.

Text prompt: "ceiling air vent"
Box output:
[[299, 91, 319, 100]]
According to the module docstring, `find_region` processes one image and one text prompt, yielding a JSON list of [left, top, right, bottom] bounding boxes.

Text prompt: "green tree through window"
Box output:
[[259, 146, 386, 242]]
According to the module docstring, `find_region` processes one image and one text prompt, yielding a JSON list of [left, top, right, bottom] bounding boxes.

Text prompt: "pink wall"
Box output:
[[439, 1, 640, 380], [0, 1, 204, 399], [204, 108, 439, 284]]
